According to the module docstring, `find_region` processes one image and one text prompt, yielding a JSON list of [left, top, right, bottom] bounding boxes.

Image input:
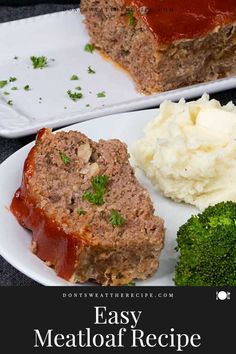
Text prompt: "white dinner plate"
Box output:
[[0, 108, 197, 286], [0, 9, 236, 138]]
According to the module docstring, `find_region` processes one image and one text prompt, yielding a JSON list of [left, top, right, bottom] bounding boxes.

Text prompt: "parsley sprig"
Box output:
[[83, 175, 109, 205], [31, 56, 48, 69], [126, 8, 137, 28], [97, 91, 106, 98], [9, 77, 17, 82], [127, 281, 136, 286], [0, 80, 8, 88], [88, 66, 96, 74], [77, 208, 87, 216], [59, 152, 71, 165], [84, 43, 95, 53], [67, 90, 83, 101], [70, 74, 79, 81], [109, 210, 126, 227]]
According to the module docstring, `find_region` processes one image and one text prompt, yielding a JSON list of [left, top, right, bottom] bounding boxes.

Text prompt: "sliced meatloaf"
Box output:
[[80, 0, 236, 94], [11, 128, 164, 286]]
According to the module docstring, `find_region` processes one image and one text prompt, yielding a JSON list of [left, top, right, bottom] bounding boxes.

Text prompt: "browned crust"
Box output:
[[80, 0, 236, 94]]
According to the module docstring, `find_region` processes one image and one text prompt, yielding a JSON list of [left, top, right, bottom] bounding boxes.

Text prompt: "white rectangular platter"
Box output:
[[0, 9, 235, 138]]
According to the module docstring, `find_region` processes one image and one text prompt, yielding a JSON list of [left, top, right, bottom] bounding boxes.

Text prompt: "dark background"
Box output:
[[0, 0, 79, 5], [0, 1, 236, 286], [1, 286, 235, 353]]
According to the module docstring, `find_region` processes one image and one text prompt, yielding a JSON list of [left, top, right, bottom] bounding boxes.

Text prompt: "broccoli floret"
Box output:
[[174, 201, 236, 286]]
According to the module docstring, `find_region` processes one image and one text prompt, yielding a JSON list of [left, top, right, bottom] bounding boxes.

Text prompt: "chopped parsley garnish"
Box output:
[[83, 175, 109, 205], [11, 86, 18, 91], [109, 210, 126, 227], [127, 281, 136, 286], [77, 208, 87, 216], [126, 8, 137, 28], [84, 43, 95, 53], [75, 86, 82, 91], [86, 104, 90, 107], [3, 92, 10, 95], [7, 100, 13, 106], [0, 80, 8, 88], [59, 152, 71, 165], [24, 85, 30, 91], [9, 77, 17, 82], [14, 56, 18, 60], [70, 74, 79, 81], [97, 91, 106, 98], [31, 56, 48, 69], [88, 66, 96, 74], [67, 90, 83, 101]]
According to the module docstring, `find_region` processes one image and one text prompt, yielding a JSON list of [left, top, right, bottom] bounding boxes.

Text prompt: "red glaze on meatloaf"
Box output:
[[11, 129, 81, 280], [11, 128, 164, 286], [124, 0, 236, 44]]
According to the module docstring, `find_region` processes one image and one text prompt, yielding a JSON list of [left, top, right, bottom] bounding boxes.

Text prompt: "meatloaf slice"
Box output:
[[11, 128, 164, 286], [80, 0, 236, 94]]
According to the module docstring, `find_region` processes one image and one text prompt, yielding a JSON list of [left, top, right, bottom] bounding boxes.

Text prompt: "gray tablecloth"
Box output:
[[0, 4, 236, 286]]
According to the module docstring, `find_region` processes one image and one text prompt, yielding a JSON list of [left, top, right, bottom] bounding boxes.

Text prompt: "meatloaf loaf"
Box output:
[[80, 0, 236, 94], [11, 128, 164, 286]]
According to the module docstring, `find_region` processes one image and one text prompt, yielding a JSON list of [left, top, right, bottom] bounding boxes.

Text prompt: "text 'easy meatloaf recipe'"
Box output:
[[11, 129, 164, 286], [80, 0, 236, 93]]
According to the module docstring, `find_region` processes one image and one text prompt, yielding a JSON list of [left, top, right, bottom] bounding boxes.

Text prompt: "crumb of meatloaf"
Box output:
[[31, 241, 38, 254], [25, 129, 164, 285], [80, 0, 236, 94]]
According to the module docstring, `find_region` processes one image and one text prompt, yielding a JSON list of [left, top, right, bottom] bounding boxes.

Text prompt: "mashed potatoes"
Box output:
[[133, 94, 236, 210]]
